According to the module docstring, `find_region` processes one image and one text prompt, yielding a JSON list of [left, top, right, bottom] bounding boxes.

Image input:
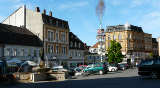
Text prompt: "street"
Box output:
[[1, 68, 160, 88]]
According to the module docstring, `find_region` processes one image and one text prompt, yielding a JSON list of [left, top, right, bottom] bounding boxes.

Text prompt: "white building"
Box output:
[[0, 23, 42, 62], [89, 42, 105, 55]]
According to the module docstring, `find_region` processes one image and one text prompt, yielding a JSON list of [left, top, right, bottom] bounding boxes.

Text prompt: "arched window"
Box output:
[[118, 34, 122, 40]]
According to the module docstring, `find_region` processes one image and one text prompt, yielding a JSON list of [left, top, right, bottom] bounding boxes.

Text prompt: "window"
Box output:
[[6, 48, 10, 56], [75, 42, 77, 47], [48, 30, 54, 41], [113, 35, 116, 40], [34, 50, 37, 57], [62, 47, 66, 55], [56, 45, 59, 54], [28, 48, 32, 56], [128, 34, 132, 39], [21, 49, 25, 56], [118, 34, 122, 40], [70, 42, 73, 47], [70, 51, 72, 56], [79, 52, 81, 57], [56, 32, 59, 41], [47, 45, 50, 53], [47, 45, 54, 54], [13, 48, 17, 56], [61, 32, 66, 42], [51, 45, 53, 53]]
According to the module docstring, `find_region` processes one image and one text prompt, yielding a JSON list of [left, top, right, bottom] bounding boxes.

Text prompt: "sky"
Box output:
[[0, 0, 160, 46]]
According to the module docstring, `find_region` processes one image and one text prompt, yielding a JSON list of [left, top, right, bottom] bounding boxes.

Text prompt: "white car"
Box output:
[[108, 65, 118, 72], [52, 66, 68, 72]]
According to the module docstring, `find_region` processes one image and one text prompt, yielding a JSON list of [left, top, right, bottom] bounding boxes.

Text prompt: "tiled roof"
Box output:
[[91, 42, 99, 48], [0, 23, 43, 47], [69, 32, 85, 50], [42, 14, 69, 29]]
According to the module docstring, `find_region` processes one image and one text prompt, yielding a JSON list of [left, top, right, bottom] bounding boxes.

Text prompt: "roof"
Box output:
[[0, 23, 43, 47], [91, 42, 105, 48], [91, 42, 99, 48], [42, 14, 69, 29], [69, 32, 85, 50], [106, 24, 143, 33]]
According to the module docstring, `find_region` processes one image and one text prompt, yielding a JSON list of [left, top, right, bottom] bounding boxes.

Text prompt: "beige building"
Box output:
[[2, 6, 70, 67], [105, 23, 152, 63]]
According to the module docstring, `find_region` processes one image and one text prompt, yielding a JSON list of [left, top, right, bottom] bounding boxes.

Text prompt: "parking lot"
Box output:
[[1, 68, 160, 88]]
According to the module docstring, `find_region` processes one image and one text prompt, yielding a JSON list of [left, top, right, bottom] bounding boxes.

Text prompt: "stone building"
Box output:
[[2, 6, 70, 67], [105, 23, 152, 63]]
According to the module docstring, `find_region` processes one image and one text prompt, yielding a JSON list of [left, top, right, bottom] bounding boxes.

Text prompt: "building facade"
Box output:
[[0, 23, 42, 62], [152, 38, 158, 58], [68, 32, 86, 68], [2, 6, 70, 67], [158, 37, 160, 56], [89, 42, 105, 55], [105, 23, 152, 63]]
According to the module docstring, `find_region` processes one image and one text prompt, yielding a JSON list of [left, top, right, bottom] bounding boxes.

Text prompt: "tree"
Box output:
[[106, 40, 124, 64]]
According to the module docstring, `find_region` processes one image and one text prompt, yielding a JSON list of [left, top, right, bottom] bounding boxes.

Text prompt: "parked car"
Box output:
[[68, 68, 76, 76], [108, 64, 118, 72], [118, 63, 127, 70], [51, 66, 68, 72], [138, 59, 160, 79], [83, 63, 108, 75]]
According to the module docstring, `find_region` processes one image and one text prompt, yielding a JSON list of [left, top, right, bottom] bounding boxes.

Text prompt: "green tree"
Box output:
[[107, 40, 124, 64]]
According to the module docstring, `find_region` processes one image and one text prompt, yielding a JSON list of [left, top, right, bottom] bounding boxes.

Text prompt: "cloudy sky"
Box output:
[[0, 0, 160, 46]]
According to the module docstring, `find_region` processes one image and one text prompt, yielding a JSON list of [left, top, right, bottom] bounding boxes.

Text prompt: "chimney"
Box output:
[[35, 7, 40, 12], [49, 11, 52, 17], [43, 9, 46, 14]]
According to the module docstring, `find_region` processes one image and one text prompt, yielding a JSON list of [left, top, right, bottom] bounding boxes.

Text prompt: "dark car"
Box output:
[[118, 64, 127, 70], [138, 59, 160, 78]]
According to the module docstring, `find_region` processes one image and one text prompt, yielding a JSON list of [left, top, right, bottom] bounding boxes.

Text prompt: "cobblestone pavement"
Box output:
[[1, 68, 160, 88]]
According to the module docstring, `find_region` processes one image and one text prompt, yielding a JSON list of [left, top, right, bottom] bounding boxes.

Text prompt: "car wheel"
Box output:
[[111, 68, 115, 72], [151, 72, 157, 79], [99, 70, 103, 75]]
